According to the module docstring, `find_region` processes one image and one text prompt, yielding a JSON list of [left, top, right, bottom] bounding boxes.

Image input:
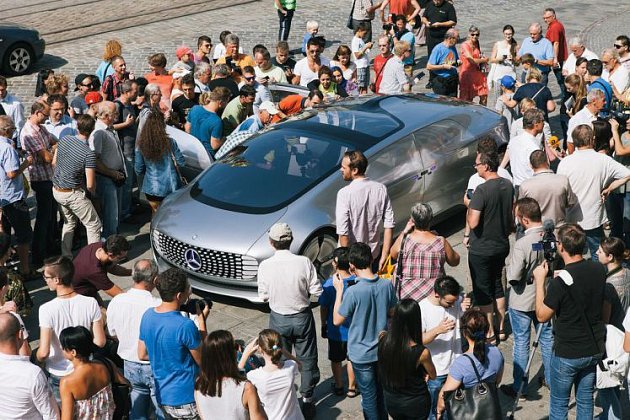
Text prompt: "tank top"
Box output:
[[195, 378, 249, 420], [73, 384, 115, 420]]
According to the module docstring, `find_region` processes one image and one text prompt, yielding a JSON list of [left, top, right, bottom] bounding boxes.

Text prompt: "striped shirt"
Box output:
[[52, 135, 96, 189]]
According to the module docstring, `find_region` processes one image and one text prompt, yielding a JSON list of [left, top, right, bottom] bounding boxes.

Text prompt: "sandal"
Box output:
[[331, 383, 344, 396], [498, 330, 508, 341], [346, 388, 359, 398], [486, 335, 498, 345]]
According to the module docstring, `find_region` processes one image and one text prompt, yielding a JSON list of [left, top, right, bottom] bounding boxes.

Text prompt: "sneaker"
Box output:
[[301, 400, 316, 420]]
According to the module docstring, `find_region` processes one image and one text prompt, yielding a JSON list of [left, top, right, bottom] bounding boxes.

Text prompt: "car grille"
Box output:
[[153, 230, 258, 280]]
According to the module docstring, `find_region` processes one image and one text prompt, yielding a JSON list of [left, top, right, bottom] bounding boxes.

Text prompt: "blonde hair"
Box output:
[[103, 40, 122, 61], [526, 67, 543, 83], [394, 40, 410, 57], [45, 74, 69, 95], [306, 20, 319, 31]]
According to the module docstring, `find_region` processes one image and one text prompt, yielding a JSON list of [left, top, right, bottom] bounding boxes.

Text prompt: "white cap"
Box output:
[[269, 223, 293, 241], [259, 101, 280, 115]]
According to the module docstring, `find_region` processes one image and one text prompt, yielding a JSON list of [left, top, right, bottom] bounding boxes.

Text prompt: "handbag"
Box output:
[[169, 146, 188, 186], [346, 0, 356, 29], [393, 234, 408, 299], [95, 355, 132, 420], [378, 255, 395, 280], [443, 354, 502, 420]]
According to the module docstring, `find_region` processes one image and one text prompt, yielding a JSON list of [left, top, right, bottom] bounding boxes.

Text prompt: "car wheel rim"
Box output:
[[9, 48, 31, 73], [302, 234, 337, 280]]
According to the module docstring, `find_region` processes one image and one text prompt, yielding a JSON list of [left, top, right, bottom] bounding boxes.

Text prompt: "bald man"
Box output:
[[0, 313, 60, 419]]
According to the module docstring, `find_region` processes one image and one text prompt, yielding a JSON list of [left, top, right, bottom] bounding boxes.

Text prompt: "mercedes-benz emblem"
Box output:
[[184, 248, 202, 271]]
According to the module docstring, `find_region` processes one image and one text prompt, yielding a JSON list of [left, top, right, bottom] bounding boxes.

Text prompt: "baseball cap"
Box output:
[[259, 101, 279, 115], [500, 75, 516, 89], [74, 73, 90, 91], [176, 46, 194, 61], [269, 223, 293, 241], [85, 91, 103, 105]]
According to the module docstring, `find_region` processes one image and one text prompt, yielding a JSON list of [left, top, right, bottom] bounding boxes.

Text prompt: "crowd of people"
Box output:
[[0, 0, 629, 419]]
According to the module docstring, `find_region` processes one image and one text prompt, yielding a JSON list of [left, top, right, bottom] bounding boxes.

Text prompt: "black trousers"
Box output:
[[278, 9, 294, 41], [31, 180, 57, 265]]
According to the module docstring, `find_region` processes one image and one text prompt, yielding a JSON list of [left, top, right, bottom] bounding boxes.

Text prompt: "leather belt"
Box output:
[[54, 187, 79, 193]]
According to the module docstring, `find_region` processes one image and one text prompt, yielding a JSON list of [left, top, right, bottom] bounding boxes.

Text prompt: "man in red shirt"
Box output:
[[544, 7, 568, 96], [373, 35, 394, 93]]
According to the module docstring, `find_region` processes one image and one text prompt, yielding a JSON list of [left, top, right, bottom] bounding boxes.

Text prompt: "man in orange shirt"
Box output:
[[215, 34, 255, 84], [143, 53, 173, 111], [273, 90, 323, 123]]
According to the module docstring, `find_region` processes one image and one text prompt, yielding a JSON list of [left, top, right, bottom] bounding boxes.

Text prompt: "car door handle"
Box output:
[[420, 169, 432, 176]]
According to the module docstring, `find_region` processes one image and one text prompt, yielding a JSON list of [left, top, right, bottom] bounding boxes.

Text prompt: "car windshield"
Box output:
[[190, 128, 350, 213], [305, 106, 400, 139]]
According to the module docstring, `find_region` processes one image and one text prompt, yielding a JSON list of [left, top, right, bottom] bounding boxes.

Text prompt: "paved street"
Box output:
[[2, 0, 629, 418]]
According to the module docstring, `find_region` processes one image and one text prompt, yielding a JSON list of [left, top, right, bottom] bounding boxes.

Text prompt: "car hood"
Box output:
[[0, 22, 36, 32], [151, 186, 287, 256]]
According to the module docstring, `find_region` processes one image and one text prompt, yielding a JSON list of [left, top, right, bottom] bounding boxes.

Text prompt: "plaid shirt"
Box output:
[[20, 120, 55, 181], [102, 72, 129, 101], [397, 235, 446, 302]]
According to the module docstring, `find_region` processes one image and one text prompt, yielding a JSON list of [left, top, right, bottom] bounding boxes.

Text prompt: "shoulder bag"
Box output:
[[346, 0, 357, 29], [444, 354, 502, 420], [94, 355, 132, 420], [369, 55, 393, 93], [169, 143, 188, 186], [393, 234, 408, 299]]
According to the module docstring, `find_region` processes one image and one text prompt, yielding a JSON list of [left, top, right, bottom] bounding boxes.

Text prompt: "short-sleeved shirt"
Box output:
[[419, 296, 464, 376], [545, 20, 568, 62], [72, 242, 115, 300], [70, 95, 89, 116], [43, 115, 78, 140], [544, 259, 606, 358], [468, 177, 513, 256], [278, 95, 306, 116], [518, 37, 554, 74], [507, 131, 541, 186], [187, 105, 223, 155], [423, 0, 457, 40], [319, 275, 356, 342], [207, 78, 240, 100], [512, 82, 553, 120], [351, 36, 370, 69], [0, 136, 25, 206], [449, 347, 504, 388], [428, 43, 459, 78], [518, 171, 577, 227], [139, 308, 201, 406], [88, 120, 125, 173], [20, 120, 55, 182], [215, 54, 256, 83], [52, 135, 96, 189], [255, 65, 288, 84], [221, 97, 252, 137], [294, 56, 332, 88], [113, 100, 138, 157], [272, 57, 297, 74], [172, 95, 198, 129], [379, 57, 408, 94], [338, 275, 397, 364]]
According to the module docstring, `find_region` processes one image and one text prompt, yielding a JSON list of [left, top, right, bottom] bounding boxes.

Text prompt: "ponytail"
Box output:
[[460, 309, 490, 363]]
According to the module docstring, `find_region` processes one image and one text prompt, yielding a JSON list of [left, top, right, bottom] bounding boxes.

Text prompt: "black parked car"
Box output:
[[0, 22, 46, 76]]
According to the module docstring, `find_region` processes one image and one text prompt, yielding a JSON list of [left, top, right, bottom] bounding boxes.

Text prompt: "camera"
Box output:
[[383, 23, 393, 31], [528, 220, 557, 284], [180, 298, 213, 314], [610, 99, 630, 123]]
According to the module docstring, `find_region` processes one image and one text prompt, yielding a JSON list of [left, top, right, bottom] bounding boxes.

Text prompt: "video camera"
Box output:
[[610, 99, 630, 123], [528, 219, 557, 284]]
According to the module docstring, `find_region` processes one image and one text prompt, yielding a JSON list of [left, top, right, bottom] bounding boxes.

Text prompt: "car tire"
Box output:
[[3, 43, 34, 76], [301, 231, 338, 281]]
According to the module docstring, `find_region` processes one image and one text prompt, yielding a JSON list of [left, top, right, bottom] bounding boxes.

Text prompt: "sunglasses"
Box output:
[[82, 83, 94, 88], [470, 33, 480, 37], [244, 76, 255, 81], [614, 44, 625, 49]]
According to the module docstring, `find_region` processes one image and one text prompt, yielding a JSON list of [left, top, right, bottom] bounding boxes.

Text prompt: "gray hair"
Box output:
[[213, 64, 230, 77], [96, 101, 115, 119], [143, 83, 161, 97], [225, 33, 240, 46], [0, 115, 15, 137], [529, 23, 542, 34], [194, 62, 211, 78], [445, 28, 459, 40], [587, 87, 605, 103], [522, 108, 544, 129], [411, 203, 433, 230], [132, 259, 158, 284], [601, 48, 619, 60], [568, 36, 585, 48]]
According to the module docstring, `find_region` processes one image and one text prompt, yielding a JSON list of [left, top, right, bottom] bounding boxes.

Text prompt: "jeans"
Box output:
[[352, 361, 388, 420], [31, 180, 56, 265], [540, 71, 550, 86], [53, 188, 102, 256], [160, 403, 199, 420], [607, 193, 625, 242], [96, 175, 122, 240], [598, 387, 622, 420], [124, 360, 163, 420], [549, 353, 600, 420], [277, 9, 294, 40], [47, 372, 62, 405], [427, 374, 448, 420], [509, 308, 553, 393], [584, 226, 604, 262]]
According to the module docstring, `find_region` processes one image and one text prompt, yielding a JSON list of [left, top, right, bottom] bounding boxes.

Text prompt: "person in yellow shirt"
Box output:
[[215, 34, 255, 84]]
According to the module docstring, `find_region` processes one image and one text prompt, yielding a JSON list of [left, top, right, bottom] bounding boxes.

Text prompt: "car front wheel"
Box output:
[[3, 43, 34, 76], [301, 231, 337, 281]]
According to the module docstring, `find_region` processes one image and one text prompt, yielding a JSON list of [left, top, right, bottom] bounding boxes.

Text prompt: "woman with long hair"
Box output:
[[597, 237, 630, 328], [437, 309, 504, 418], [239, 329, 303, 420], [593, 119, 613, 155], [331, 66, 359, 97], [134, 111, 185, 213], [488, 24, 518, 98], [35, 69, 54, 97], [194, 330, 267, 420], [459, 25, 490, 105], [95, 40, 122, 83], [59, 326, 116, 420], [564, 73, 587, 117], [378, 299, 436, 420], [330, 45, 357, 82]]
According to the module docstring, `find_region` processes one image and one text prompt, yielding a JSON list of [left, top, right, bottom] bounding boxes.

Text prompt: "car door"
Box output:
[[412, 117, 476, 216], [366, 134, 426, 233]]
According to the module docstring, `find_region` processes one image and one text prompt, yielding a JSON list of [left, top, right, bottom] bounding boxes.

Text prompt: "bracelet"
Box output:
[[463, 234, 470, 238]]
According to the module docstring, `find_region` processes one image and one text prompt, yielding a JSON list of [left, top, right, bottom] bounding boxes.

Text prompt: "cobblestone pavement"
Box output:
[[3, 0, 629, 418]]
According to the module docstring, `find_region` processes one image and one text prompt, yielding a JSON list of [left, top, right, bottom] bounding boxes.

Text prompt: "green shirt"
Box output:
[[276, 0, 296, 11], [221, 97, 252, 137]]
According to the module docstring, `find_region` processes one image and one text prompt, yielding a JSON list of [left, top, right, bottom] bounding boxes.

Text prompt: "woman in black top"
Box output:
[[378, 299, 437, 420]]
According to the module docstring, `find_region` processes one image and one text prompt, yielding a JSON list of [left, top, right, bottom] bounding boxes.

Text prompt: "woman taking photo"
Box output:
[[194, 330, 267, 420], [135, 112, 186, 213], [390, 203, 460, 303], [488, 25, 518, 98], [459, 25, 490, 105], [59, 326, 116, 420], [378, 299, 436, 420], [437, 309, 504, 419]]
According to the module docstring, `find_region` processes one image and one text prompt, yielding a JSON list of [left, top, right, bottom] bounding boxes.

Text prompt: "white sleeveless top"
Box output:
[[195, 378, 249, 420], [492, 41, 517, 81]]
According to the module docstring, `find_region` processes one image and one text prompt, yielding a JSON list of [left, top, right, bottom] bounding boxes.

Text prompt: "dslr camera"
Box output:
[[529, 220, 557, 284], [180, 298, 213, 314], [383, 23, 393, 31], [610, 99, 630, 123]]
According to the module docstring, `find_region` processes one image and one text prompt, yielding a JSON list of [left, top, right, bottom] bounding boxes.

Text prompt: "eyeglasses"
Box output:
[[470, 33, 480, 37], [244, 76, 255, 81], [614, 44, 625, 49], [472, 162, 484, 168]]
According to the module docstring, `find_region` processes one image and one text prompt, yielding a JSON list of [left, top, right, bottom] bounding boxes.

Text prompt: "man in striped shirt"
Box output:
[[52, 115, 102, 257]]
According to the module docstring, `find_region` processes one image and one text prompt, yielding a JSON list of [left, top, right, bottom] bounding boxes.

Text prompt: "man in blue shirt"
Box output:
[[586, 59, 613, 116], [186, 88, 230, 157], [138, 268, 208, 419], [319, 247, 357, 397], [427, 28, 460, 97], [517, 23, 554, 86], [333, 242, 397, 420]]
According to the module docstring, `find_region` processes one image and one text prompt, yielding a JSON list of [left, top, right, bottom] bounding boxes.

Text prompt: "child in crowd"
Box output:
[[495, 75, 517, 130], [518, 53, 536, 85], [169, 45, 195, 79], [302, 21, 319, 56], [239, 329, 304, 420], [351, 23, 373, 95], [319, 247, 357, 397]]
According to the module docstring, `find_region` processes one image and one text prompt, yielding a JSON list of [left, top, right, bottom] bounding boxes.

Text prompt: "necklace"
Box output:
[[57, 290, 75, 298]]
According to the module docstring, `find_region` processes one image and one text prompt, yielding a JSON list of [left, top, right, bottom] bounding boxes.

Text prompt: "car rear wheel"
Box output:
[[301, 231, 337, 281], [3, 43, 34, 76]]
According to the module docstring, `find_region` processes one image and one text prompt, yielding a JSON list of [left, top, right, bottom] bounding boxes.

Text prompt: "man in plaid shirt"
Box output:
[[102, 56, 132, 101], [20, 101, 58, 268]]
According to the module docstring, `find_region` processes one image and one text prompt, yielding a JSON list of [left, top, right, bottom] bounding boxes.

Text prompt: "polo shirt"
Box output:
[[43, 115, 78, 140], [338, 275, 397, 364], [0, 136, 25, 207], [52, 135, 96, 189], [72, 242, 115, 300], [566, 106, 597, 144], [428, 43, 459, 78], [507, 131, 541, 186], [518, 170, 578, 227], [518, 37, 554, 74]]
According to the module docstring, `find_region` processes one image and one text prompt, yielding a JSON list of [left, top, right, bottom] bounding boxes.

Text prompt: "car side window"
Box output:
[[413, 118, 470, 154], [366, 135, 423, 184]]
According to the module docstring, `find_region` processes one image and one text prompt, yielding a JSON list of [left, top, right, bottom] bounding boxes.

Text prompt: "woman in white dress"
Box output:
[[487, 25, 518, 99]]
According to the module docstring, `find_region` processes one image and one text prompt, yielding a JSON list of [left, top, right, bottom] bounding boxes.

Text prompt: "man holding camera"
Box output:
[[501, 198, 553, 400], [534, 224, 607, 420]]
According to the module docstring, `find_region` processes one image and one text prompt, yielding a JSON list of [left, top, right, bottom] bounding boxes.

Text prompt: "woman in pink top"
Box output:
[[459, 25, 490, 105]]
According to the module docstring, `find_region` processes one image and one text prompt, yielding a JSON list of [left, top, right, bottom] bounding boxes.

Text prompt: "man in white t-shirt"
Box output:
[[601, 48, 630, 94], [107, 259, 162, 419], [293, 38, 330, 87], [562, 37, 598, 76], [0, 313, 60, 420], [507, 108, 544, 188], [420, 276, 471, 420], [36, 256, 106, 403], [566, 87, 605, 154]]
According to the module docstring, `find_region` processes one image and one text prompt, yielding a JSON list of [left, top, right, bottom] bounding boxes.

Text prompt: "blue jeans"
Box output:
[[352, 361, 388, 420], [47, 372, 62, 405], [124, 360, 163, 420], [509, 308, 553, 393], [96, 175, 122, 240], [584, 226, 604, 262], [598, 387, 621, 420], [428, 374, 448, 420], [549, 353, 599, 420]]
